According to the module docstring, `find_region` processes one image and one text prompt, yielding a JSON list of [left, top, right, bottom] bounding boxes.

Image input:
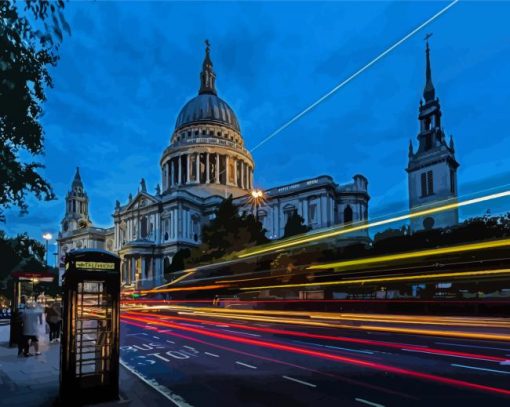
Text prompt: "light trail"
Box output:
[[125, 306, 510, 341], [308, 239, 510, 271], [121, 318, 417, 399], [249, 0, 460, 152], [121, 313, 510, 397], [124, 311, 509, 363], [238, 268, 510, 291], [236, 190, 510, 259]]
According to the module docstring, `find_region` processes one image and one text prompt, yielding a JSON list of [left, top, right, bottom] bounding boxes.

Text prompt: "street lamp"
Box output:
[[251, 189, 264, 222], [42, 233, 52, 266]]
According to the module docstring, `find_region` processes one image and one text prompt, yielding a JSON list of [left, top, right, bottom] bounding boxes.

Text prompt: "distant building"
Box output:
[[57, 42, 369, 289], [407, 41, 459, 232]]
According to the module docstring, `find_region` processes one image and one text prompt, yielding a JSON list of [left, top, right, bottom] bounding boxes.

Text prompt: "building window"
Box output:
[[140, 217, 148, 238], [421, 170, 434, 197], [344, 205, 353, 224], [308, 204, 317, 223], [450, 169, 455, 193], [425, 134, 432, 150], [427, 170, 434, 195]]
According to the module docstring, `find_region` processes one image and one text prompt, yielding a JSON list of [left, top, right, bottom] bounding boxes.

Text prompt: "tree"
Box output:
[[164, 248, 191, 275], [189, 196, 269, 265], [283, 211, 310, 239], [0, 1, 70, 221], [0, 230, 46, 294]]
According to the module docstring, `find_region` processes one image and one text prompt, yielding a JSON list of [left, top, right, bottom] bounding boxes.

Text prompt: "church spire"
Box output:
[[72, 167, 83, 189], [423, 34, 436, 102], [199, 39, 217, 95]]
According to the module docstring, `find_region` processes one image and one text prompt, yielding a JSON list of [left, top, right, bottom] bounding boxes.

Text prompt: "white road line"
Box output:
[[325, 345, 374, 355], [451, 363, 510, 375], [204, 352, 219, 358], [223, 329, 261, 337], [291, 340, 373, 355], [166, 340, 175, 344], [436, 342, 510, 352], [235, 361, 257, 369], [153, 336, 160, 339], [120, 359, 193, 407], [282, 376, 316, 388], [401, 348, 498, 363], [355, 397, 385, 407]]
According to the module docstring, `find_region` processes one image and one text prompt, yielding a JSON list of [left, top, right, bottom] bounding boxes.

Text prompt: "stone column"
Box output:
[[225, 156, 230, 185], [215, 153, 220, 183], [206, 153, 210, 183], [233, 158, 238, 187], [178, 155, 182, 185], [168, 161, 172, 188], [196, 152, 200, 183], [186, 154, 191, 184], [241, 161, 245, 189]]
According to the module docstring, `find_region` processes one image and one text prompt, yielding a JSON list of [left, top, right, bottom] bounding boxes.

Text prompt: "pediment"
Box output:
[[124, 192, 159, 211]]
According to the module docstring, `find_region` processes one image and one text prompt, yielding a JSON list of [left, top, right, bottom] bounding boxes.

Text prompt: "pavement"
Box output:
[[0, 321, 170, 407]]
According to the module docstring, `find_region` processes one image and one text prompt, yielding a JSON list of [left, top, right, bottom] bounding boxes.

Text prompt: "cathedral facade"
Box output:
[[57, 43, 369, 288]]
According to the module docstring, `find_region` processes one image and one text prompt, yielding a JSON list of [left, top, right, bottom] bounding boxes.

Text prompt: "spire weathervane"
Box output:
[[423, 33, 435, 102], [199, 39, 217, 95]]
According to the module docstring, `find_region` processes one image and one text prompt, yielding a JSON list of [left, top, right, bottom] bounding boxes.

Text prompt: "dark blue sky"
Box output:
[[6, 1, 510, 244]]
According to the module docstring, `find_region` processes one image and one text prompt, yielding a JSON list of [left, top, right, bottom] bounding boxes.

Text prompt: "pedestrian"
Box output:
[[46, 302, 62, 343], [13, 296, 27, 357], [21, 302, 43, 356]]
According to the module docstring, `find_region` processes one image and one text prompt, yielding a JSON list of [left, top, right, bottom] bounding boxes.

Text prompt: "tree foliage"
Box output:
[[283, 211, 311, 239], [182, 196, 268, 269], [0, 230, 45, 283], [0, 1, 70, 221]]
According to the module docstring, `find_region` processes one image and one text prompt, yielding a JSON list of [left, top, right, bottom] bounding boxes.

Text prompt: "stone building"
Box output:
[[57, 43, 369, 289], [407, 41, 459, 231]]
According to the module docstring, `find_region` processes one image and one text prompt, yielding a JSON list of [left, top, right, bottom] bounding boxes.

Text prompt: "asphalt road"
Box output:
[[120, 309, 510, 407]]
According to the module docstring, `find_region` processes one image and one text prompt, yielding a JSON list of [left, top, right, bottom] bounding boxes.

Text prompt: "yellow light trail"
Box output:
[[239, 268, 510, 291], [237, 190, 510, 259], [134, 308, 510, 342], [309, 238, 510, 270], [140, 271, 196, 294]]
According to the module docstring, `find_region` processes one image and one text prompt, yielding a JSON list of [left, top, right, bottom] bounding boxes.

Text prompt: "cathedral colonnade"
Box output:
[[161, 150, 253, 192], [121, 254, 163, 288]]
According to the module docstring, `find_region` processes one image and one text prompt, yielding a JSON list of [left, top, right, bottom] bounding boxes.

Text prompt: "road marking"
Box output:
[[282, 376, 316, 388], [500, 361, 510, 366], [204, 352, 219, 358], [236, 361, 257, 369], [451, 363, 510, 375], [325, 345, 374, 355], [120, 359, 193, 407], [436, 342, 510, 352], [223, 329, 261, 337], [153, 336, 160, 339], [166, 340, 175, 344], [291, 340, 373, 355], [355, 397, 385, 407], [402, 348, 498, 363]]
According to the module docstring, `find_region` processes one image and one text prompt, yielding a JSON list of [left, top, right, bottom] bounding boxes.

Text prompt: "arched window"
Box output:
[[140, 217, 148, 238], [344, 205, 353, 224]]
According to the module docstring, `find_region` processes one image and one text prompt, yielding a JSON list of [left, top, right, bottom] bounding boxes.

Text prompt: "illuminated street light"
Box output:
[[250, 189, 264, 222], [42, 233, 52, 266]]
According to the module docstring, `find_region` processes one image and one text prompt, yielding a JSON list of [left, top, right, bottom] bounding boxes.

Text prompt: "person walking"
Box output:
[[21, 302, 43, 356], [13, 296, 27, 357], [46, 302, 62, 343]]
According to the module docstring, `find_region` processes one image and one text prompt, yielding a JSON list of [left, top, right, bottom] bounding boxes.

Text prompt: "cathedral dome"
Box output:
[[175, 94, 240, 132]]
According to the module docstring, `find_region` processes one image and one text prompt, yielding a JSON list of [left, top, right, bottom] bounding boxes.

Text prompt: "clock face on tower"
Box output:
[[78, 219, 88, 229]]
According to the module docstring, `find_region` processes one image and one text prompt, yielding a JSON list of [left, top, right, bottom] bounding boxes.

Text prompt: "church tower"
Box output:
[[407, 39, 459, 232], [61, 167, 92, 233]]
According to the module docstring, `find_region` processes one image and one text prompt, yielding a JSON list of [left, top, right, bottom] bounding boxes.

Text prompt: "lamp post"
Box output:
[[42, 233, 52, 266], [251, 189, 264, 222]]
